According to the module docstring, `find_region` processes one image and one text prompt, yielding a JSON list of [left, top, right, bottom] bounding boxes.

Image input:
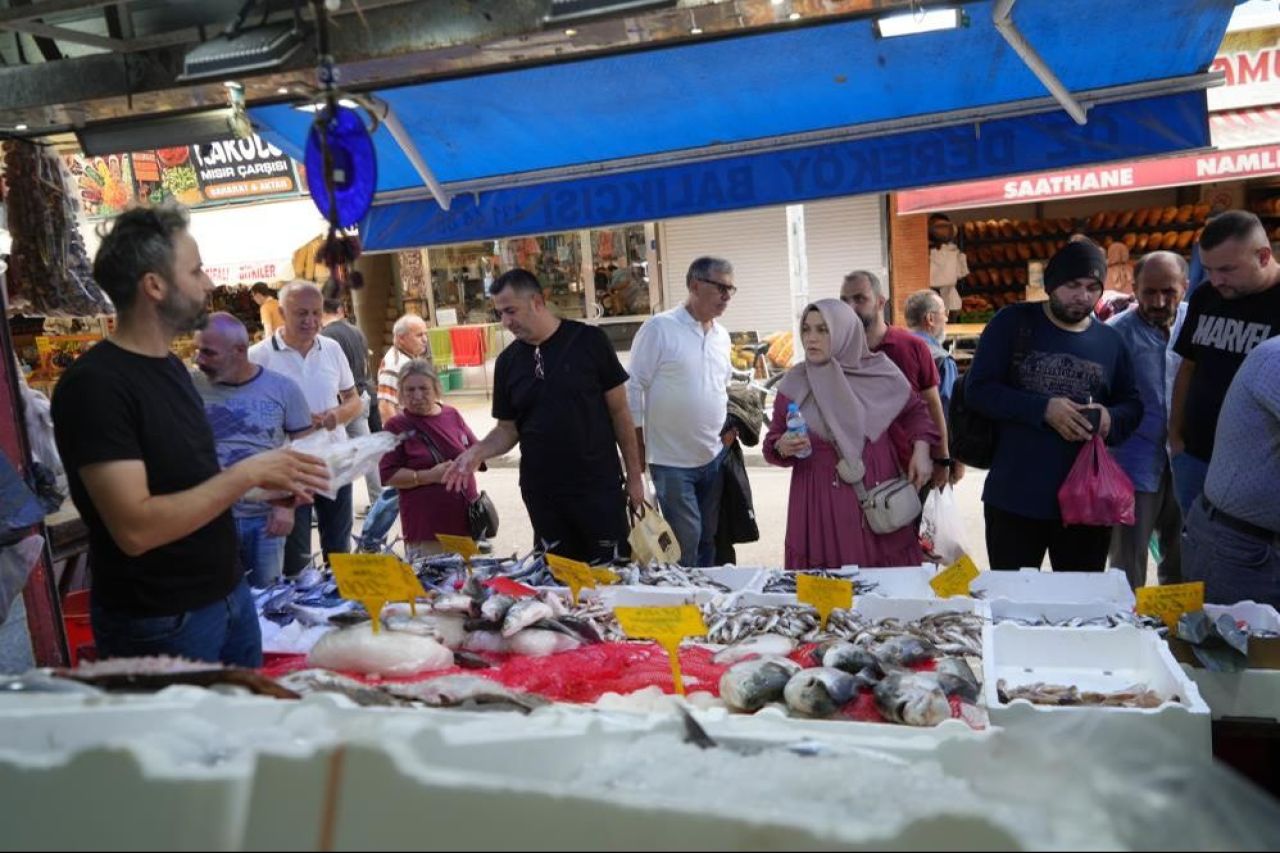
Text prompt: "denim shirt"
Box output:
[[1108, 308, 1170, 492]]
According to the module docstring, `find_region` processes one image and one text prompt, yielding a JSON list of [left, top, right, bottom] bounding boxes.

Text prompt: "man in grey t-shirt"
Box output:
[[1183, 336, 1280, 609], [194, 313, 314, 586]]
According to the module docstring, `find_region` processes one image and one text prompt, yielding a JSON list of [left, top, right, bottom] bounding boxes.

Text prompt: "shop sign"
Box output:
[[1208, 26, 1280, 111], [362, 91, 1210, 250], [203, 259, 292, 286], [895, 143, 1280, 214], [192, 136, 299, 201]]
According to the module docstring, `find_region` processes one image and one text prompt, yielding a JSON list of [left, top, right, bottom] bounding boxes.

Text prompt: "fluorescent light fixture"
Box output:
[[874, 7, 962, 38], [293, 99, 360, 113], [178, 21, 309, 83], [14, 124, 27, 131], [788, 11, 800, 20], [76, 110, 249, 157], [690, 25, 702, 34], [564, 28, 577, 36]]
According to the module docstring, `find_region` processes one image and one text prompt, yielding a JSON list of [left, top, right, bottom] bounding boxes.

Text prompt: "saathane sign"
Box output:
[[895, 144, 1280, 215]]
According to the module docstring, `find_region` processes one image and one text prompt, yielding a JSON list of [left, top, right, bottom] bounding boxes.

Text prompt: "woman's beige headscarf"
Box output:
[[776, 298, 911, 470]]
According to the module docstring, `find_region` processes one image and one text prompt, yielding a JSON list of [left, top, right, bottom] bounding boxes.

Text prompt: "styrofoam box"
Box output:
[[755, 565, 940, 602], [982, 623, 1210, 755], [854, 595, 981, 622], [1181, 600, 1280, 722], [599, 585, 728, 608], [972, 567, 1136, 610], [987, 598, 1134, 624], [700, 566, 767, 592]]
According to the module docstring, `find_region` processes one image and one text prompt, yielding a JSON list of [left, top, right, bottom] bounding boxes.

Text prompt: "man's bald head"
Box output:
[[194, 312, 252, 382], [1133, 251, 1186, 329]]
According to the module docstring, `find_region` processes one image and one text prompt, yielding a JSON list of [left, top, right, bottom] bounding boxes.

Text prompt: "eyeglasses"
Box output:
[[534, 345, 545, 380], [695, 277, 737, 298]]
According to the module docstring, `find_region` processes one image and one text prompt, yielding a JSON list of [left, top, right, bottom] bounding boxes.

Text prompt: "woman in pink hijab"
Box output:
[[764, 299, 939, 569]]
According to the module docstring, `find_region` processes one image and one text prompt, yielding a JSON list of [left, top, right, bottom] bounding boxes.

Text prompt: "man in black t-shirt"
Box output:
[[51, 206, 328, 667], [1169, 210, 1280, 514], [445, 269, 644, 563]]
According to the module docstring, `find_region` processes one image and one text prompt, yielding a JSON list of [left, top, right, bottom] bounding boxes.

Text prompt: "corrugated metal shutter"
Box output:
[[803, 194, 887, 301], [657, 206, 792, 335]]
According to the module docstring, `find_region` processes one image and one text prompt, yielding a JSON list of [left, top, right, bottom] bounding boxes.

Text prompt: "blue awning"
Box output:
[[250, 0, 1236, 250]]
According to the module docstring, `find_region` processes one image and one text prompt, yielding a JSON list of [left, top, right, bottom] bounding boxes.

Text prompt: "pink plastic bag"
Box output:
[[1058, 434, 1136, 526]]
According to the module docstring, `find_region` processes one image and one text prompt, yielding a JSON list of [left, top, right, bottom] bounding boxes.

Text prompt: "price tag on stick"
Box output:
[[930, 554, 980, 598], [1136, 581, 1204, 628], [330, 554, 412, 632], [548, 553, 600, 604], [436, 534, 479, 562], [796, 574, 853, 630], [614, 605, 707, 696]]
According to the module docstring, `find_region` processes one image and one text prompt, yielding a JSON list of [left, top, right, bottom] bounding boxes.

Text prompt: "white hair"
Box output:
[[393, 313, 427, 339], [279, 279, 322, 310]]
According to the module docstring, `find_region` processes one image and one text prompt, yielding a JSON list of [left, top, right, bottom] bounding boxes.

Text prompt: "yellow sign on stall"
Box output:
[[930, 554, 980, 599], [547, 554, 595, 605], [330, 554, 422, 631], [614, 605, 708, 696], [1136, 582, 1205, 628], [796, 574, 853, 630], [435, 534, 479, 562]]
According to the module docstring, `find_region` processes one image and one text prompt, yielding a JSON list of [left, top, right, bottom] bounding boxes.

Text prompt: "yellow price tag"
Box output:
[[1136, 581, 1204, 628], [436, 534, 479, 562], [398, 562, 426, 616], [930, 554, 980, 598], [590, 566, 620, 586], [613, 605, 707, 696], [330, 554, 412, 632], [547, 553, 595, 605], [795, 574, 853, 630]]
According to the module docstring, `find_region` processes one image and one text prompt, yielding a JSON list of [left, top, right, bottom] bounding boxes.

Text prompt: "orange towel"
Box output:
[[449, 326, 486, 366]]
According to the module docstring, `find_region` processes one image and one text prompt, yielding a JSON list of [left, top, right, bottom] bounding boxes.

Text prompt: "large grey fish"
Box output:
[[501, 599, 555, 637], [385, 674, 548, 713], [933, 657, 981, 702], [719, 656, 802, 713], [783, 667, 861, 718], [873, 634, 936, 668], [276, 668, 403, 707], [873, 672, 951, 726], [820, 641, 882, 675], [480, 594, 516, 623]]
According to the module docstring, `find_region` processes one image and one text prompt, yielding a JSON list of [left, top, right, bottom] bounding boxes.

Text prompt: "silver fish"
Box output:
[[933, 657, 981, 702], [480, 594, 516, 623], [276, 668, 404, 707], [873, 634, 936, 668], [873, 672, 951, 726], [432, 593, 476, 615], [820, 641, 882, 675], [385, 674, 548, 713], [501, 599, 554, 637], [713, 634, 796, 665], [719, 656, 802, 713], [783, 667, 860, 718]]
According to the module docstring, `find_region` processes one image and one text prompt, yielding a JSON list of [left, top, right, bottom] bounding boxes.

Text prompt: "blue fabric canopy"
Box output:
[[250, 0, 1236, 250]]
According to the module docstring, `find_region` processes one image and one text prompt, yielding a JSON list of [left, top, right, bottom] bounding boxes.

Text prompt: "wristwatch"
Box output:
[[932, 457, 954, 469]]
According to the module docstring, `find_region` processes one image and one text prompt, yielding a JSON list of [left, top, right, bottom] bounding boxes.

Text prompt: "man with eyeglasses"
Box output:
[[626, 256, 736, 567], [445, 268, 644, 563], [841, 270, 959, 488]]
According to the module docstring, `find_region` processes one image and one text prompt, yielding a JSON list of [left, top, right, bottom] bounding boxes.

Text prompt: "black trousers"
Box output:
[[985, 503, 1112, 572], [522, 485, 630, 564]]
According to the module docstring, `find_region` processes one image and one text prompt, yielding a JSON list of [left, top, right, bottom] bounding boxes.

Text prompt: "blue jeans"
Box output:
[[359, 487, 401, 551], [650, 447, 727, 567], [90, 579, 262, 667], [1182, 497, 1279, 609], [235, 514, 286, 588], [1171, 452, 1210, 517], [284, 485, 353, 575]]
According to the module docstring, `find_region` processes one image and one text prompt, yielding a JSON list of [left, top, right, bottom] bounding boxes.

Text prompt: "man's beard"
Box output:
[[1048, 296, 1091, 324], [158, 290, 207, 333], [858, 311, 875, 330]]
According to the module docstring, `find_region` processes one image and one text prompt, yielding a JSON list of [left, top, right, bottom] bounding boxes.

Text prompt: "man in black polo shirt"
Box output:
[[1169, 210, 1280, 514], [52, 206, 328, 666], [445, 269, 644, 563]]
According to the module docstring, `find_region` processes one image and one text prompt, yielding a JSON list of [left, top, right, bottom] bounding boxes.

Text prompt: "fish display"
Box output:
[[783, 667, 861, 718], [996, 680, 1167, 709], [718, 657, 801, 712], [761, 570, 880, 596], [873, 672, 952, 727], [382, 675, 549, 713], [613, 563, 732, 591], [307, 624, 455, 677]]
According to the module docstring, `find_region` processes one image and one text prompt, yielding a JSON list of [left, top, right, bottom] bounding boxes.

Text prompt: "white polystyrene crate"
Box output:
[[854, 595, 981, 622], [971, 567, 1136, 610], [700, 566, 767, 593], [597, 585, 727, 608], [982, 623, 1210, 755], [1179, 600, 1280, 722], [855, 565, 941, 599], [987, 598, 1134, 625]]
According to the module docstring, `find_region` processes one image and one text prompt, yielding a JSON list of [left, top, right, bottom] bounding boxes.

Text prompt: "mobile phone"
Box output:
[[1082, 407, 1102, 434]]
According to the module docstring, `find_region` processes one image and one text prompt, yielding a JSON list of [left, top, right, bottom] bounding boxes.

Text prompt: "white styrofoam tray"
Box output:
[[982, 623, 1210, 755], [971, 567, 1136, 610], [756, 565, 939, 600]]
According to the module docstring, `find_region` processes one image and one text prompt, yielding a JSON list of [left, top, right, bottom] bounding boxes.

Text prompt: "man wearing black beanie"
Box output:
[[964, 239, 1144, 572]]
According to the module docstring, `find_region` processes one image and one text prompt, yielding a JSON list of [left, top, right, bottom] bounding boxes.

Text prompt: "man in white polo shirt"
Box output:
[[627, 256, 735, 567], [249, 280, 362, 574]]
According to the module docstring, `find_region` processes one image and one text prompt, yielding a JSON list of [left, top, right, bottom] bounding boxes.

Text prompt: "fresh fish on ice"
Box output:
[[276, 668, 404, 707], [380, 606, 467, 649], [480, 594, 516, 623], [307, 624, 454, 676], [508, 628, 582, 657], [502, 599, 554, 637], [461, 631, 510, 654], [933, 657, 981, 702], [820, 641, 882, 675], [873, 634, 936, 668], [719, 656, 801, 713], [873, 672, 951, 727], [783, 667, 860, 718], [384, 675, 548, 713], [712, 634, 796, 665]]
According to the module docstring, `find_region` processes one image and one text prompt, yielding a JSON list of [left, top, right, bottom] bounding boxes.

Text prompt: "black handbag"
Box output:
[[947, 309, 1033, 470], [413, 427, 499, 540]]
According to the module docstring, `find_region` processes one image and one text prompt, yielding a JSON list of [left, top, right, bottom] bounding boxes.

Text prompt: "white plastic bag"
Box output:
[[919, 485, 966, 566], [244, 430, 399, 502]]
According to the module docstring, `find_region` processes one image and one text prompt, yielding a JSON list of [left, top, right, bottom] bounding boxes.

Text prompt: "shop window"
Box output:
[[592, 224, 652, 319], [429, 242, 500, 325], [500, 232, 589, 320]]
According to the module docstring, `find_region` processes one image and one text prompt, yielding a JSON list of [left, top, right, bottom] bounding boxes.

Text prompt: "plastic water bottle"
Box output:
[[786, 402, 812, 459]]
